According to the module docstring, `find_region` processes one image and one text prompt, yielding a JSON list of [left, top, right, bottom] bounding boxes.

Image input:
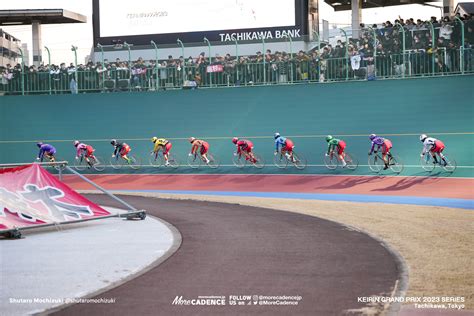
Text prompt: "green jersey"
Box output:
[[327, 138, 341, 154]]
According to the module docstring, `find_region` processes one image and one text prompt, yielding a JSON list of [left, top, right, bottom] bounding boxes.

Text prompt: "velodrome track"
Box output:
[[54, 195, 401, 316]]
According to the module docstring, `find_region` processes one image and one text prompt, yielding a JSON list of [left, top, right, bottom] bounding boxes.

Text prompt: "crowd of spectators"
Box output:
[[1, 14, 473, 95]]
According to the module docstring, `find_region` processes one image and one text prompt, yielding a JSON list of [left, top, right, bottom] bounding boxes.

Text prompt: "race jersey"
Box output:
[[422, 137, 437, 154], [38, 144, 56, 160], [369, 136, 385, 154], [76, 143, 87, 156], [275, 136, 287, 151], [236, 139, 251, 150], [327, 138, 342, 154], [153, 138, 169, 152]]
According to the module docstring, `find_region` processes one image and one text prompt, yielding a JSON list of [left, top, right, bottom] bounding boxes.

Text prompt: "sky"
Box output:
[[0, 0, 472, 65]]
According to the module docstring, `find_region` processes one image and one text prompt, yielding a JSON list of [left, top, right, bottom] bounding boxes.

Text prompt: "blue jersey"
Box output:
[[275, 136, 287, 151], [38, 144, 56, 161]]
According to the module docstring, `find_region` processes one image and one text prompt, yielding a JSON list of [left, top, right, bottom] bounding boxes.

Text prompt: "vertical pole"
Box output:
[[454, 16, 465, 74], [204, 37, 212, 87], [71, 45, 78, 94], [339, 29, 349, 80], [18, 47, 25, 95], [368, 26, 377, 78], [150, 40, 159, 90], [426, 21, 435, 75], [313, 31, 321, 82], [235, 39, 239, 84], [124, 42, 131, 92], [177, 39, 185, 84], [44, 46, 52, 95], [262, 38, 266, 84], [395, 22, 406, 78], [97, 43, 105, 90]]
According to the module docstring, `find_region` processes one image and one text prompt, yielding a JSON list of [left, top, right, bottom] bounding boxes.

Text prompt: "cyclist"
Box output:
[[110, 139, 132, 163], [274, 132, 295, 161], [36, 142, 57, 162], [368, 134, 392, 170], [189, 137, 210, 164], [325, 135, 347, 167], [74, 140, 96, 165], [420, 134, 447, 166], [151, 137, 172, 166], [232, 137, 256, 163]]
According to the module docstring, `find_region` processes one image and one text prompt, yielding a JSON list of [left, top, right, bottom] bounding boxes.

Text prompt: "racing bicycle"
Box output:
[[110, 153, 141, 170], [232, 151, 265, 169], [274, 150, 307, 170], [420, 153, 456, 173], [187, 152, 219, 169], [324, 150, 358, 170], [368, 151, 403, 174], [74, 153, 105, 172], [149, 151, 179, 169]]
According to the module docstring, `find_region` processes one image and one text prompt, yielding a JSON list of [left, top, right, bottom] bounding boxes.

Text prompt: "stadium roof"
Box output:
[[324, 0, 436, 12], [0, 9, 86, 26], [455, 2, 474, 15]]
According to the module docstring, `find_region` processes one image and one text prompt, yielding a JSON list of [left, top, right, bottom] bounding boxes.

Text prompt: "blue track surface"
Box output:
[[115, 190, 474, 210]]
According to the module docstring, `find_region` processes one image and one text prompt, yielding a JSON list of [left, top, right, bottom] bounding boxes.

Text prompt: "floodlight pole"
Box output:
[[44, 46, 52, 94], [177, 39, 186, 83], [204, 37, 212, 87], [454, 16, 465, 74], [150, 40, 159, 90], [395, 22, 406, 78]]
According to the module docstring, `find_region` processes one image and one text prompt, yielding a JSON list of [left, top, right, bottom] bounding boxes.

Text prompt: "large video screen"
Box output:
[[93, 0, 307, 46], [99, 0, 296, 37]]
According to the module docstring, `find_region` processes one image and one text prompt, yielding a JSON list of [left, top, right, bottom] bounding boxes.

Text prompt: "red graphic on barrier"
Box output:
[[0, 164, 110, 231]]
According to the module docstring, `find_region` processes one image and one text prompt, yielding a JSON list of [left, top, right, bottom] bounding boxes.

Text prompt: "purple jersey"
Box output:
[[369, 137, 385, 154], [38, 144, 56, 161]]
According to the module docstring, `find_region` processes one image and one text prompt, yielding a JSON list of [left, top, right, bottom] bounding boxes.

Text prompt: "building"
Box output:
[[0, 29, 21, 67]]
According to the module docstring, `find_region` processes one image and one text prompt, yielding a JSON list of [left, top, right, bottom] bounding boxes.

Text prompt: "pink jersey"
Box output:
[[76, 143, 87, 156]]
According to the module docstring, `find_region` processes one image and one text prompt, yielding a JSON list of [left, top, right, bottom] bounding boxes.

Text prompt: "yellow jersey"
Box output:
[[153, 138, 169, 152]]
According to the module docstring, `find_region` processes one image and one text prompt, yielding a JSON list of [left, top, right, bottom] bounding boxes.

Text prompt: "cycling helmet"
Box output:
[[326, 135, 333, 142], [369, 134, 377, 140], [151, 137, 158, 143], [188, 137, 196, 143], [110, 139, 117, 146], [36, 142, 43, 148], [232, 137, 238, 144], [73, 140, 80, 147], [274, 132, 280, 139], [420, 134, 428, 142]]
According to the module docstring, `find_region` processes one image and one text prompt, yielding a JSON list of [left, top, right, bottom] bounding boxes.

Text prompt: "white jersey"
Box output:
[[422, 137, 437, 154]]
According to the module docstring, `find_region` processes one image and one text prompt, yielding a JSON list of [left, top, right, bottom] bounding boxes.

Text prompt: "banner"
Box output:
[[206, 65, 224, 73], [0, 164, 110, 231]]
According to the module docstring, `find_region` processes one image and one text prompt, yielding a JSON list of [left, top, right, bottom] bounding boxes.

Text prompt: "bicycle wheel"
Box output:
[[368, 154, 383, 173], [292, 152, 307, 170], [74, 156, 87, 171], [273, 153, 288, 169], [251, 153, 265, 169], [110, 155, 124, 169], [92, 156, 106, 172], [324, 153, 338, 170], [442, 155, 457, 173], [52, 158, 66, 171], [167, 153, 180, 169], [149, 153, 164, 168], [345, 152, 358, 170], [207, 153, 219, 169], [232, 153, 246, 168], [187, 154, 201, 169], [420, 155, 435, 172], [389, 155, 404, 174], [128, 154, 141, 170]]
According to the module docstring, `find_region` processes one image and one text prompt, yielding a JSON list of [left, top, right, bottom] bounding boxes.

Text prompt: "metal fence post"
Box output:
[[454, 16, 465, 74], [395, 22, 406, 78], [124, 42, 132, 92], [18, 47, 25, 95], [368, 26, 377, 78], [97, 43, 105, 90], [71, 45, 78, 93], [313, 31, 321, 82], [262, 38, 266, 84], [426, 21, 435, 75]]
